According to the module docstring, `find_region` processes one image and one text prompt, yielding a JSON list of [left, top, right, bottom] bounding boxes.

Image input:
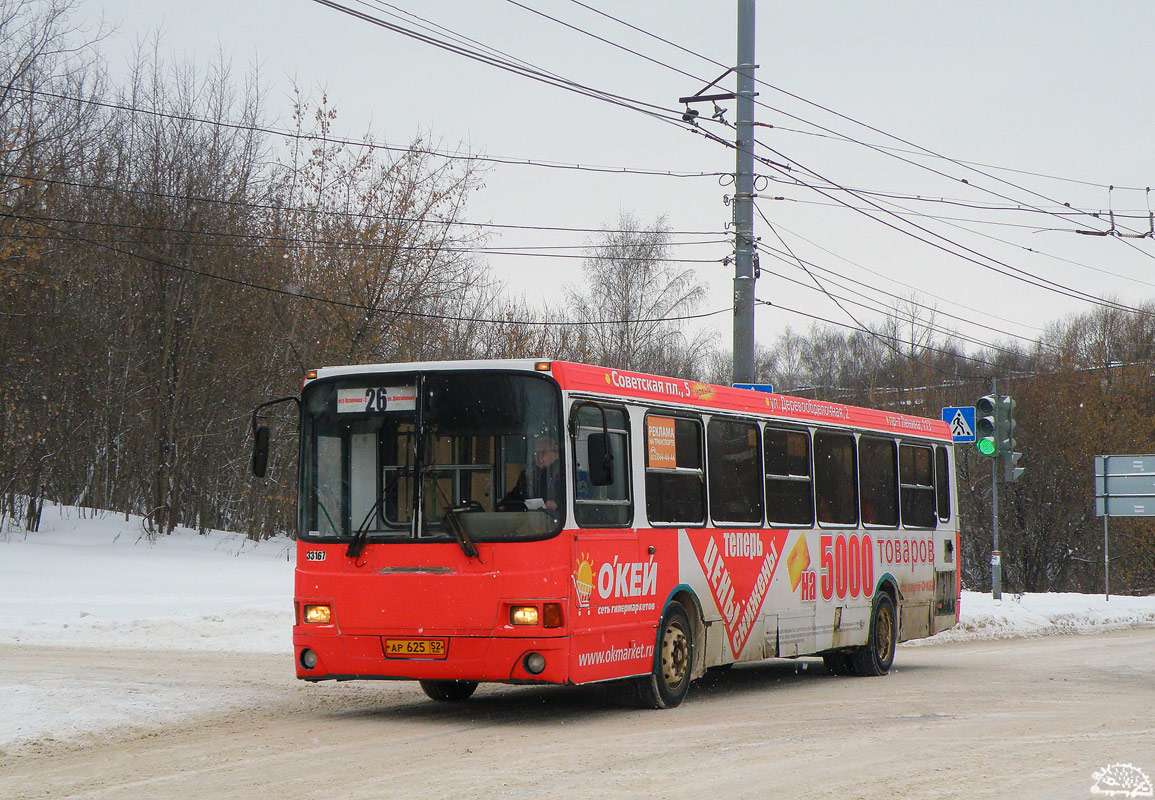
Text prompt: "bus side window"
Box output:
[[814, 430, 858, 526], [571, 404, 632, 527], [935, 445, 952, 523], [707, 417, 763, 525], [764, 426, 813, 526], [645, 413, 706, 525], [900, 443, 936, 528], [859, 436, 898, 528]]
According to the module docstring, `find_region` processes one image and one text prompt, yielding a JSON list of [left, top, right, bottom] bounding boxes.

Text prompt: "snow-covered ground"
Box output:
[[3, 503, 1154, 749]]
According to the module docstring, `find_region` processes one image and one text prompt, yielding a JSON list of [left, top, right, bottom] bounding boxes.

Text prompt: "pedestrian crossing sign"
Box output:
[[941, 406, 976, 443]]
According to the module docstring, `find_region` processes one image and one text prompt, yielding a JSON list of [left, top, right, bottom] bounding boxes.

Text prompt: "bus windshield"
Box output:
[[299, 370, 563, 544]]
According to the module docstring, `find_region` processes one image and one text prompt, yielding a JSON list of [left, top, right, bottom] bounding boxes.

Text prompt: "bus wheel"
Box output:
[[636, 602, 693, 709], [419, 679, 478, 702], [850, 594, 897, 677]]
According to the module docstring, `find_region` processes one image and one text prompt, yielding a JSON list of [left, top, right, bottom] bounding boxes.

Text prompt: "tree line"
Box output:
[[1, 0, 1152, 595]]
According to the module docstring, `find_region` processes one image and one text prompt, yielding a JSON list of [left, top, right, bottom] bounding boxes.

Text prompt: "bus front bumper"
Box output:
[[294, 631, 569, 685]]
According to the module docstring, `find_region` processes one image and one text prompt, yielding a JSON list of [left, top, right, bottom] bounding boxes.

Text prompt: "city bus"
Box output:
[[251, 359, 960, 708]]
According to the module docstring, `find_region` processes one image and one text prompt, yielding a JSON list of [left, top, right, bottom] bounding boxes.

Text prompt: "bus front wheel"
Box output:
[[419, 679, 478, 702], [850, 593, 897, 677], [636, 601, 693, 709]]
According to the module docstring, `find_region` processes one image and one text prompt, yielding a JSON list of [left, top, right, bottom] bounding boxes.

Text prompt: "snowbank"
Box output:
[[915, 589, 1155, 644], [0, 503, 293, 654]]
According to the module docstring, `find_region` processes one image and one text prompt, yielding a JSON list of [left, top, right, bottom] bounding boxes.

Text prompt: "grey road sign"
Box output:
[[1094, 455, 1155, 517], [1096, 455, 1155, 476], [1096, 496, 1155, 517], [1094, 474, 1155, 497]]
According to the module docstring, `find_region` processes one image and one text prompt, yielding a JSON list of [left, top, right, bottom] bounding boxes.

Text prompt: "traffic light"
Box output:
[[975, 395, 998, 457], [998, 396, 1024, 482], [976, 394, 1024, 480]]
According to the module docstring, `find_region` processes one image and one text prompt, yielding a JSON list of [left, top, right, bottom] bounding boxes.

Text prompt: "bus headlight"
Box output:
[[510, 606, 539, 626], [524, 652, 546, 674], [300, 648, 318, 670], [303, 604, 332, 624]]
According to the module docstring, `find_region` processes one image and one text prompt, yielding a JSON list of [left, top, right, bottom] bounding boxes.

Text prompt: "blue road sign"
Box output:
[[942, 406, 977, 443], [733, 383, 774, 393]]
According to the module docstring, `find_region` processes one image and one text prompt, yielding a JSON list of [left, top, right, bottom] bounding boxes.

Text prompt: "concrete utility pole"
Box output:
[[732, 0, 757, 385]]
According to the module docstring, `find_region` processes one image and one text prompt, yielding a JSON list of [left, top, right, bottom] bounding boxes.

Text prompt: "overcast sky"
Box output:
[[79, 0, 1155, 359]]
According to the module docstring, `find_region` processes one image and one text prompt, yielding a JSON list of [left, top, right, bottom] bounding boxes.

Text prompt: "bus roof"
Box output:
[[305, 359, 952, 442], [550, 362, 951, 442]]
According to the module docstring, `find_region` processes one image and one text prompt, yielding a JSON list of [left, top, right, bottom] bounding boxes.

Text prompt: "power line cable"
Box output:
[[750, 217, 1045, 335], [1, 210, 732, 328], [0, 212, 725, 263], [563, 1, 1151, 225], [752, 239, 1045, 351], [751, 141, 1149, 316], [754, 243, 1041, 358], [755, 298, 1007, 372], [752, 202, 1036, 362], [3, 84, 723, 180], [306, 0, 703, 129], [2, 171, 726, 236]]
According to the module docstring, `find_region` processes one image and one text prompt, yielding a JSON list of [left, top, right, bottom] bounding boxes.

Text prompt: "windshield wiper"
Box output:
[[442, 502, 480, 559], [426, 472, 480, 559], [346, 468, 406, 560]]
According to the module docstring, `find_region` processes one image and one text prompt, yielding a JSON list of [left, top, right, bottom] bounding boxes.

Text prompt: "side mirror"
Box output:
[[586, 433, 614, 486], [252, 425, 270, 478]]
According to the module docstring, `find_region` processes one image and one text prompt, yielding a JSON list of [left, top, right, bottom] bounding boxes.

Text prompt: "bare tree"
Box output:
[[565, 211, 711, 377]]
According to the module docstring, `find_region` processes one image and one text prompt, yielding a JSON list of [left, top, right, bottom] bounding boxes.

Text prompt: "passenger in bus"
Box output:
[[497, 437, 561, 514]]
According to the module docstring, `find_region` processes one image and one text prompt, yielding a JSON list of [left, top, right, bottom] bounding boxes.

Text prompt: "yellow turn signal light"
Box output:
[[543, 603, 564, 628], [303, 604, 332, 624]]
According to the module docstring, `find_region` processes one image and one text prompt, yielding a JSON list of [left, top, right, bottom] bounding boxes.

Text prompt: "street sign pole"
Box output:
[[1103, 514, 1109, 602]]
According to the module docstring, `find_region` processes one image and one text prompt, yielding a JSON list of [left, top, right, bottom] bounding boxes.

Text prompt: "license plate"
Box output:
[[384, 638, 448, 659]]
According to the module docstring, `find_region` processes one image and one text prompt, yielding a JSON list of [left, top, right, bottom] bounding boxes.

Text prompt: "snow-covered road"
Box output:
[[3, 504, 1154, 752]]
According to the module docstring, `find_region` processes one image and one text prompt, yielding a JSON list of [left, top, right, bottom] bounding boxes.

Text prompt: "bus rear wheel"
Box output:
[[419, 679, 478, 702], [636, 601, 693, 709], [850, 593, 897, 677]]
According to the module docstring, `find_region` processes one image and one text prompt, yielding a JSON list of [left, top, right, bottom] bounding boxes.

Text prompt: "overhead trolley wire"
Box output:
[[750, 142, 1151, 317], [563, 0, 1150, 231], [751, 201, 1040, 363], [753, 241, 1045, 358], [754, 297, 1006, 372], [307, 0, 702, 129], [751, 217, 1045, 335]]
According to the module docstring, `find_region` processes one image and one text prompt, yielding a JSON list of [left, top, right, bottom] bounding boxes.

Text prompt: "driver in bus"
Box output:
[[497, 436, 561, 513]]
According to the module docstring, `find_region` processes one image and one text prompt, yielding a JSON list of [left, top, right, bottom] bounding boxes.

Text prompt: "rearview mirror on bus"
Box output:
[[586, 433, 613, 486], [252, 425, 270, 478]]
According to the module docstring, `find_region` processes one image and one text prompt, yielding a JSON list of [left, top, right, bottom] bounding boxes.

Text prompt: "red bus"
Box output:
[[253, 359, 960, 708]]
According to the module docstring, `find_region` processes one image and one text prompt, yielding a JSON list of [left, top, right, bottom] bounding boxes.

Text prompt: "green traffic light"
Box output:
[[976, 438, 996, 456]]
